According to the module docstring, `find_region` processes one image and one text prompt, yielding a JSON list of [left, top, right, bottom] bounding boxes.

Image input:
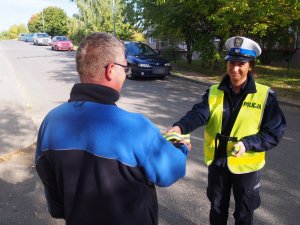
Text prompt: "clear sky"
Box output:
[[0, 0, 78, 32]]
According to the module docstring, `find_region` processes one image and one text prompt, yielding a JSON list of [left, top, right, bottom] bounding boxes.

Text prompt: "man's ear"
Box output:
[[105, 64, 114, 81]]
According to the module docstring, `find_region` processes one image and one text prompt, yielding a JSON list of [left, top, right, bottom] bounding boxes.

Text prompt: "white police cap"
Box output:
[[225, 36, 261, 62]]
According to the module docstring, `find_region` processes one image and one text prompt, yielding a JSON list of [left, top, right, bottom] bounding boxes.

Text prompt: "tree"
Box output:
[[0, 23, 28, 40], [70, 0, 135, 40], [28, 14, 42, 33], [28, 7, 68, 36], [127, 0, 300, 65], [126, 0, 219, 64], [210, 0, 300, 63], [67, 17, 86, 44]]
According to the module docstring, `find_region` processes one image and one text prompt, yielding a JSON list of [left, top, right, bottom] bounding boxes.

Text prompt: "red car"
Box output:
[[51, 36, 74, 51]]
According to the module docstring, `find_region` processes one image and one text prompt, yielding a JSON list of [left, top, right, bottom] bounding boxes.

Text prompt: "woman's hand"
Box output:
[[232, 141, 246, 157], [166, 126, 182, 134]]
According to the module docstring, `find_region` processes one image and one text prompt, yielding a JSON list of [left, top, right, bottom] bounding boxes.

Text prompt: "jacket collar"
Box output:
[[68, 83, 120, 105], [218, 73, 257, 95]]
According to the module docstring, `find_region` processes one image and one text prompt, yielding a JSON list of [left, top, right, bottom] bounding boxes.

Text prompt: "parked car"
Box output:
[[18, 33, 26, 41], [124, 41, 171, 79], [24, 33, 34, 42], [51, 36, 73, 51], [33, 33, 51, 46]]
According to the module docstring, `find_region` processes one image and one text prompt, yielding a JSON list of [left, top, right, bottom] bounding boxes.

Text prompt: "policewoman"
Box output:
[[167, 36, 286, 225]]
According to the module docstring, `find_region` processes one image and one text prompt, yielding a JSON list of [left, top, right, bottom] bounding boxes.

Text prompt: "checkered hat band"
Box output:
[[229, 48, 256, 57]]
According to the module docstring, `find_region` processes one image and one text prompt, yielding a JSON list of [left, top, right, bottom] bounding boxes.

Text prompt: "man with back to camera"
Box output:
[[35, 32, 191, 225]]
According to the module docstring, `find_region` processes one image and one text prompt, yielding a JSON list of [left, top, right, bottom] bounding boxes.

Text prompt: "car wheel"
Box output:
[[126, 66, 135, 80], [51, 46, 54, 51]]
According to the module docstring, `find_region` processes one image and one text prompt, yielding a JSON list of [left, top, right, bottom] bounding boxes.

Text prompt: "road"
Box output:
[[0, 40, 299, 225]]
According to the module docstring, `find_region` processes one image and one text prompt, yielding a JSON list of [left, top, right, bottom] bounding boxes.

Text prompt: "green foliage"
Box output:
[[67, 17, 86, 44], [131, 32, 145, 42], [74, 0, 135, 40], [28, 7, 68, 36], [0, 23, 28, 40], [28, 14, 42, 33], [210, 0, 300, 52], [127, 0, 300, 66], [126, 0, 220, 64], [194, 36, 225, 71]]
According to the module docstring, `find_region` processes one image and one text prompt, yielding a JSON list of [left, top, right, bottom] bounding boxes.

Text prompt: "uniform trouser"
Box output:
[[207, 164, 261, 225]]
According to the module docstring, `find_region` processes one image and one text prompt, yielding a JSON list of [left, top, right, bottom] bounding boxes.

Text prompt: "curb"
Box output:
[[172, 73, 300, 109], [0, 143, 36, 163]]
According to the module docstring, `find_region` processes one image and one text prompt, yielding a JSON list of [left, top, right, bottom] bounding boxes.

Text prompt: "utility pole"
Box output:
[[112, 0, 116, 37]]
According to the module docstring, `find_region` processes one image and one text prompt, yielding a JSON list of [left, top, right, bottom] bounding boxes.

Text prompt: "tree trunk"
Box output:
[[186, 40, 192, 64]]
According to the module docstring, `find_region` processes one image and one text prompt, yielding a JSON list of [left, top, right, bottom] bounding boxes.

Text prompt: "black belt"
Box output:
[[215, 133, 237, 151]]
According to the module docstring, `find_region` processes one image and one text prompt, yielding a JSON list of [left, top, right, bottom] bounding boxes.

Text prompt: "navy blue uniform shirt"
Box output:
[[174, 73, 286, 165]]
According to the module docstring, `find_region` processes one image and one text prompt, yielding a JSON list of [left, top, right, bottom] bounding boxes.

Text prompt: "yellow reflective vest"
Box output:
[[204, 82, 270, 174]]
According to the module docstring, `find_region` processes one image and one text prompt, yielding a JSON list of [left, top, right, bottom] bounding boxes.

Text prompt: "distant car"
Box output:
[[24, 33, 34, 42], [124, 41, 171, 79], [51, 36, 73, 51], [33, 33, 51, 46], [18, 33, 26, 41]]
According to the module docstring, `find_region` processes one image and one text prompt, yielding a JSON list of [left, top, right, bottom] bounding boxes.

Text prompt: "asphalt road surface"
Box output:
[[0, 40, 299, 225]]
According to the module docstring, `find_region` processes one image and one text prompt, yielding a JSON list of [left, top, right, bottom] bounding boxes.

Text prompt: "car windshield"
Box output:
[[56, 36, 68, 41], [37, 33, 49, 38], [125, 42, 157, 56]]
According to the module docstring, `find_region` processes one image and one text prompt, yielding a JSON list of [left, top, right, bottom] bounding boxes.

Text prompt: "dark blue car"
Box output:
[[125, 41, 171, 79]]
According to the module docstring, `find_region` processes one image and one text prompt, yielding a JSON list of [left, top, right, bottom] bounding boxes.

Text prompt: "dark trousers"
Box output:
[[207, 164, 261, 225]]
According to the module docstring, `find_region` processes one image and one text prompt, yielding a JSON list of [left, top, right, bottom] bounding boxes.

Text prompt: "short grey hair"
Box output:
[[76, 32, 125, 82]]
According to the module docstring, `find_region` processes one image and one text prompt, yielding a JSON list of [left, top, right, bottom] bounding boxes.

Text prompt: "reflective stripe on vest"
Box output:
[[203, 83, 270, 174]]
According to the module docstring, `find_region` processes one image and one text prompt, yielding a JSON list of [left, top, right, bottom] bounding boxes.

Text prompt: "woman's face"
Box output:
[[227, 61, 252, 85]]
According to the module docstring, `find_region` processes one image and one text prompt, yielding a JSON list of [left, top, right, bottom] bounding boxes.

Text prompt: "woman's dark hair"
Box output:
[[223, 59, 257, 78]]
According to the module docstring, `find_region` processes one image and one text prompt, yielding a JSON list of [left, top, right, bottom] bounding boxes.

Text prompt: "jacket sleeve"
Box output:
[[141, 128, 189, 187], [173, 89, 210, 134], [35, 124, 65, 219], [35, 155, 65, 219], [241, 90, 287, 152]]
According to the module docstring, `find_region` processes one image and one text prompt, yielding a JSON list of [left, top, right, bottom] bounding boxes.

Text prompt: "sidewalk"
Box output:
[[0, 46, 37, 159], [172, 71, 300, 109]]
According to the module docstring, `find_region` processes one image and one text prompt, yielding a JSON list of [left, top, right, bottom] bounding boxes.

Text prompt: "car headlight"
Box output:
[[138, 63, 152, 68], [164, 63, 171, 67]]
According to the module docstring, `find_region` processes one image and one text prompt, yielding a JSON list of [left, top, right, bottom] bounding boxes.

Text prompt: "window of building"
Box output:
[[149, 36, 156, 44]]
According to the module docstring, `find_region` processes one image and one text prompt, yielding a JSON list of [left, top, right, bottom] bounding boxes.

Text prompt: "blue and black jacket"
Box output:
[[35, 83, 188, 225]]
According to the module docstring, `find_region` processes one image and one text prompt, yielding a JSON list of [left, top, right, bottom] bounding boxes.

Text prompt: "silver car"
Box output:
[[33, 33, 51, 46], [18, 33, 26, 41]]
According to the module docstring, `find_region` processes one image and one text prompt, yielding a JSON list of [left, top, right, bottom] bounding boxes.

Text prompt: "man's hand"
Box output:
[[180, 138, 192, 152], [232, 141, 246, 157]]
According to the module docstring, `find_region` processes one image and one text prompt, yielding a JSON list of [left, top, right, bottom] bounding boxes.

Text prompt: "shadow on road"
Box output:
[[0, 105, 37, 156], [0, 144, 64, 225]]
